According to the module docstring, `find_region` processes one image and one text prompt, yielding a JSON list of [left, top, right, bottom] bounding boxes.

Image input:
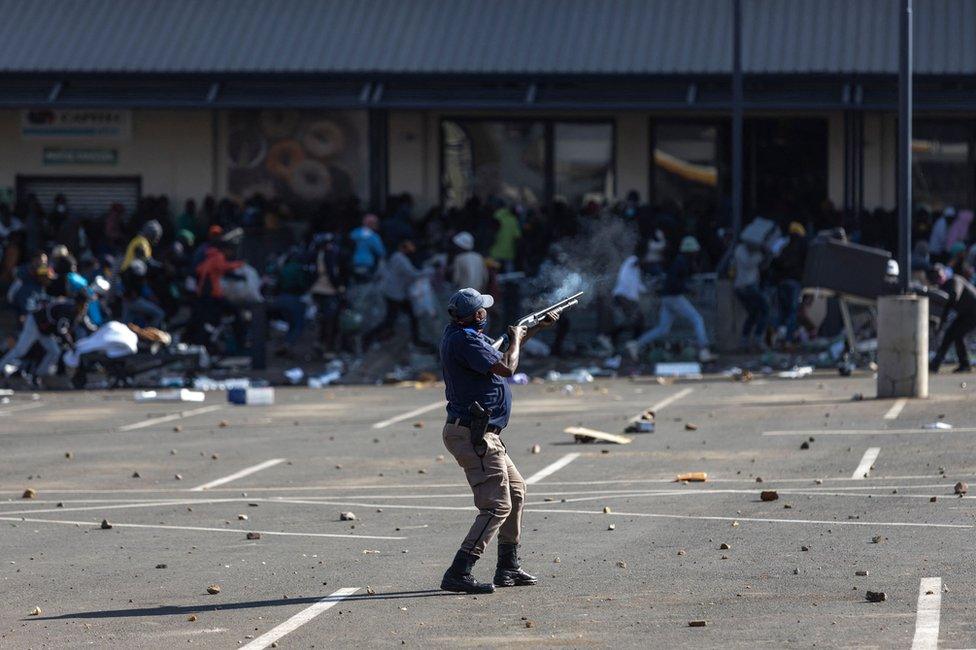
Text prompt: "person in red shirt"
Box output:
[[193, 239, 246, 349]]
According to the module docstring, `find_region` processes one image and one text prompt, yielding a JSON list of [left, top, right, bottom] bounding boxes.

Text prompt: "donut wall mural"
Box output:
[[227, 110, 367, 212]]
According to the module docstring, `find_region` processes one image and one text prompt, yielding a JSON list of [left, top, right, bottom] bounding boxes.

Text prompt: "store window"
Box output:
[[441, 120, 546, 208], [653, 122, 722, 215], [554, 122, 614, 206], [441, 119, 614, 209], [913, 121, 975, 210], [226, 110, 368, 214]]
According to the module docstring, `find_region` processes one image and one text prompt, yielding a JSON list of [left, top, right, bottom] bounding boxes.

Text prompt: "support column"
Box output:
[[876, 295, 928, 398]]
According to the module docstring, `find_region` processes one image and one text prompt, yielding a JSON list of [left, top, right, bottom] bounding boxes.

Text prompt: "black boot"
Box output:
[[440, 550, 495, 594], [494, 543, 538, 587]]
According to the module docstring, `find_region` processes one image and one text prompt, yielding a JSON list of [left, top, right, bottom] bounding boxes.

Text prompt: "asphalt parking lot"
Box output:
[[2, 373, 976, 649]]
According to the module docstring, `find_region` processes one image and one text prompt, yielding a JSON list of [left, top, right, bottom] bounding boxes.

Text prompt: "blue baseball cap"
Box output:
[[448, 288, 494, 318]]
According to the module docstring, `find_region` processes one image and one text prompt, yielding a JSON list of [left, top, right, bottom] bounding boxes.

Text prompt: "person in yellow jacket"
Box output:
[[121, 220, 162, 272]]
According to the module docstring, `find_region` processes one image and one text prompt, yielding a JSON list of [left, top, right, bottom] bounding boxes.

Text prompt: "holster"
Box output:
[[468, 401, 491, 458]]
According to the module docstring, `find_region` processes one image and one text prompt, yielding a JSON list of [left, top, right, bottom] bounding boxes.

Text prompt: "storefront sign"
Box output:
[[43, 147, 118, 165], [22, 110, 131, 140]]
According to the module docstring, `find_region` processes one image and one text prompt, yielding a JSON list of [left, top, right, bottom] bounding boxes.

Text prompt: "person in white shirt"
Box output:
[[450, 231, 488, 292], [929, 206, 956, 262], [733, 241, 768, 351], [609, 253, 646, 346]]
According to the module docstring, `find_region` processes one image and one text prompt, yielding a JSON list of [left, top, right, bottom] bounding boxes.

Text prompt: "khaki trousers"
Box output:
[[442, 421, 525, 558]]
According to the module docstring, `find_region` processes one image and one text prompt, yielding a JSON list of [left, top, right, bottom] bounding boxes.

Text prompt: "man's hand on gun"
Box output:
[[510, 311, 560, 344]]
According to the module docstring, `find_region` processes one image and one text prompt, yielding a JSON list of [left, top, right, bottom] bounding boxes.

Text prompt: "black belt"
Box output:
[[449, 417, 502, 434]]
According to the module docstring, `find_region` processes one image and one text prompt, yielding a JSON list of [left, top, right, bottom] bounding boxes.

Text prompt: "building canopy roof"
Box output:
[[0, 0, 974, 76]]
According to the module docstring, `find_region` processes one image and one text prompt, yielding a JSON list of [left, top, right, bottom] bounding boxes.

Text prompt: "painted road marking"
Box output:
[[764, 427, 976, 436], [650, 387, 694, 413], [884, 398, 907, 420], [191, 458, 286, 491], [0, 498, 244, 516], [525, 453, 581, 485], [852, 447, 881, 479], [240, 587, 359, 650], [911, 577, 943, 650], [0, 517, 407, 539], [0, 402, 43, 416], [372, 400, 446, 429], [118, 405, 222, 431]]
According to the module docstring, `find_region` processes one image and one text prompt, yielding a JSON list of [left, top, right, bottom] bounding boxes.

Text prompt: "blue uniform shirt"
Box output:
[[440, 323, 512, 430]]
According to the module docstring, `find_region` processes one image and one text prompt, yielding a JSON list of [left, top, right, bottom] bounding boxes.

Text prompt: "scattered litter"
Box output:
[[506, 372, 529, 385], [930, 496, 938, 502], [677, 549, 686, 556], [855, 570, 869, 576], [131, 471, 141, 478], [193, 377, 253, 391], [608, 524, 616, 531], [206, 584, 221, 595], [524, 620, 534, 628], [283, 367, 305, 384], [228, 387, 275, 405], [308, 370, 342, 388], [778, 365, 814, 379], [246, 532, 261, 540], [545, 369, 594, 383], [865, 591, 887, 602], [800, 441, 810, 450], [187, 615, 198, 622], [624, 409, 655, 433], [684, 423, 699, 431], [603, 506, 612, 514], [801, 546, 810, 552], [719, 543, 731, 550], [29, 607, 41, 616], [755, 477, 764, 483], [340, 512, 357, 521], [175, 474, 182, 480], [100, 519, 112, 529], [362, 549, 380, 554], [21, 488, 36, 499], [922, 422, 953, 430], [64, 452, 73, 459], [675, 472, 707, 482], [565, 426, 632, 445], [155, 563, 167, 569], [531, 444, 541, 454], [955, 482, 968, 495], [871, 535, 883, 544], [366, 586, 376, 596], [134, 389, 205, 402], [688, 620, 707, 627], [436, 454, 445, 461], [851, 393, 864, 401], [413, 421, 424, 429], [655, 362, 702, 378], [760, 490, 779, 502], [616, 561, 627, 568], [237, 514, 248, 521]]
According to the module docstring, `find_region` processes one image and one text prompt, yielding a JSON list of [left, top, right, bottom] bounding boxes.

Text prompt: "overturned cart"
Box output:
[[801, 233, 945, 370]]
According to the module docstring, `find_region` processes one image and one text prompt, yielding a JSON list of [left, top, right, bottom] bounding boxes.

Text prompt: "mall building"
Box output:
[[0, 0, 974, 227]]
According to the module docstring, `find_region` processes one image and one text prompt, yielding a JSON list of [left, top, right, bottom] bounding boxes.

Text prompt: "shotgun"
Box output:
[[491, 291, 583, 350]]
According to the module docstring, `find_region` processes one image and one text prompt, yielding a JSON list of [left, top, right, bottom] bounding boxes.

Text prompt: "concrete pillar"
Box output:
[[876, 295, 928, 398], [714, 279, 747, 353]]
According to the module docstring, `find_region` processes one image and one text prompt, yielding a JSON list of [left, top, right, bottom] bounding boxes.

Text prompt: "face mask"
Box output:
[[474, 316, 488, 331]]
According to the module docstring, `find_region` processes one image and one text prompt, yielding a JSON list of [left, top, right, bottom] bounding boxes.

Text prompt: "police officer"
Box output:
[[439, 288, 557, 594]]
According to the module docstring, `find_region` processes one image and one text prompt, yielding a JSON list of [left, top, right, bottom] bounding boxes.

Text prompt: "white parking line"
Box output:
[[0, 497, 244, 516], [0, 516, 407, 539], [884, 398, 907, 420], [764, 427, 976, 436], [852, 447, 881, 479], [525, 453, 581, 485], [372, 400, 446, 429], [191, 458, 286, 491], [240, 587, 359, 650], [0, 402, 43, 416], [911, 577, 943, 650], [118, 405, 222, 431], [650, 387, 694, 413]]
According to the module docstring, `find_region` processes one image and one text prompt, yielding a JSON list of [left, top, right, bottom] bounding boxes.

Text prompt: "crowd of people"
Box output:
[[0, 185, 971, 387]]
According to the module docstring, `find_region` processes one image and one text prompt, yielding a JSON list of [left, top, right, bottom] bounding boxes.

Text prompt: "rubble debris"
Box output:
[[603, 506, 612, 514], [778, 366, 814, 379], [340, 512, 357, 521], [616, 561, 627, 568], [131, 471, 141, 478], [531, 444, 541, 454], [64, 452, 73, 459], [677, 550, 686, 556], [801, 546, 810, 552], [760, 490, 779, 502], [855, 570, 869, 576], [29, 607, 41, 616], [684, 423, 699, 431], [366, 586, 376, 595], [173, 425, 183, 432], [675, 472, 707, 482], [100, 519, 112, 529], [930, 496, 938, 502], [922, 422, 953, 430], [554, 557, 561, 563], [237, 514, 248, 521], [362, 549, 380, 554], [755, 477, 763, 483], [688, 620, 707, 627], [21, 488, 36, 499], [608, 524, 616, 531], [719, 543, 731, 550], [814, 479, 823, 485], [228, 387, 275, 406], [218, 420, 229, 428], [155, 563, 167, 569], [134, 389, 205, 402], [871, 535, 883, 544], [412, 421, 425, 429], [524, 620, 534, 628], [545, 369, 594, 383], [955, 482, 968, 495], [800, 441, 810, 450], [206, 584, 221, 595], [246, 532, 261, 540], [211, 453, 219, 460], [865, 591, 887, 602], [175, 474, 183, 480], [625, 409, 656, 433], [56, 502, 63, 508], [187, 614, 198, 622], [851, 393, 864, 401], [565, 426, 632, 444]]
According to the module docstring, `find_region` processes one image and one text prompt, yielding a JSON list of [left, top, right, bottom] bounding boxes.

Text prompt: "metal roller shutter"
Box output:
[[17, 176, 141, 217]]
